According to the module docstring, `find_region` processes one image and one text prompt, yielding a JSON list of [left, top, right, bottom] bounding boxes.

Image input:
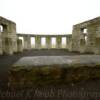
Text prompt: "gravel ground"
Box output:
[[0, 49, 100, 100]]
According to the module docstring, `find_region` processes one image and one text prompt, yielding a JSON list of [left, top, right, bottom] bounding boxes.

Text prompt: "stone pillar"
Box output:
[[17, 39, 23, 52], [46, 36, 51, 49], [35, 36, 41, 49], [4, 37, 13, 55], [66, 37, 68, 49], [94, 27, 100, 54], [72, 26, 81, 52], [66, 36, 72, 51], [24, 36, 31, 50], [85, 26, 97, 53], [56, 36, 61, 49], [79, 34, 86, 53], [0, 32, 3, 55], [12, 35, 17, 53]]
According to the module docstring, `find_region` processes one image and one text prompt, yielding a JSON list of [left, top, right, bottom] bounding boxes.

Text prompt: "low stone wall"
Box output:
[[8, 56, 100, 89]]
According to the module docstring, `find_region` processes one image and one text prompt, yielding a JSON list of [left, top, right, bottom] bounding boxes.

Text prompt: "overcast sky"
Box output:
[[0, 0, 100, 34]]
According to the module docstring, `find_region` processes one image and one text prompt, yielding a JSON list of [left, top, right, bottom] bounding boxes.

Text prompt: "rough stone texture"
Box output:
[[17, 39, 23, 52], [46, 36, 51, 49], [72, 17, 100, 54], [56, 36, 62, 48], [9, 55, 100, 88], [35, 35, 41, 49], [0, 16, 72, 53], [0, 16, 16, 33], [66, 35, 72, 51], [4, 37, 13, 55], [23, 36, 31, 50], [0, 16, 17, 55], [11, 55, 100, 67], [1, 16, 100, 55], [18, 34, 72, 50]]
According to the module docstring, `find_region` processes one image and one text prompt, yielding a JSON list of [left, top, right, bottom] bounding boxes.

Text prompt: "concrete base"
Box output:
[[9, 55, 100, 88]]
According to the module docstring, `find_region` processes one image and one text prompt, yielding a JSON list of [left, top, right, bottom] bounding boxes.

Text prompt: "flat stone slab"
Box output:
[[9, 55, 100, 88], [12, 55, 100, 69]]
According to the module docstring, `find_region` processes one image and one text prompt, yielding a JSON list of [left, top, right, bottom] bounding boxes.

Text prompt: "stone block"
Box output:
[[8, 55, 100, 88]]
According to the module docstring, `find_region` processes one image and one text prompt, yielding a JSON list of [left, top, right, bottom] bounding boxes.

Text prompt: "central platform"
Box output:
[[9, 55, 100, 88], [12, 55, 100, 68]]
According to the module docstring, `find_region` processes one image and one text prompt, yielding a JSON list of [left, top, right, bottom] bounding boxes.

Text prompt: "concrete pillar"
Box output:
[[66, 37, 68, 49], [35, 36, 41, 49], [79, 34, 86, 53], [85, 26, 97, 53], [12, 35, 17, 53], [56, 36, 61, 49], [0, 32, 3, 55], [4, 37, 13, 55], [66, 36, 72, 51], [46, 36, 51, 49], [72, 27, 81, 52], [17, 39, 23, 52], [24, 36, 31, 50]]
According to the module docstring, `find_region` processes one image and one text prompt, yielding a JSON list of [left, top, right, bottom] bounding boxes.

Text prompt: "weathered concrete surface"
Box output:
[[11, 55, 100, 67], [0, 16, 17, 55], [1, 16, 100, 55], [9, 55, 100, 88], [72, 17, 100, 54], [0, 49, 81, 89], [17, 39, 23, 52], [17, 34, 72, 50]]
